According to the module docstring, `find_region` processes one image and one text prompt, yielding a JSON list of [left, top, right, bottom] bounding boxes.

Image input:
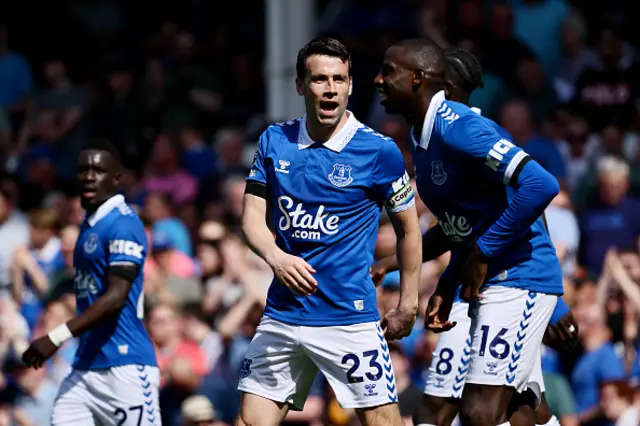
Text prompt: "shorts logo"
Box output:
[[431, 160, 447, 185], [484, 361, 499, 376], [328, 163, 353, 187], [364, 383, 378, 397], [239, 357, 253, 379], [84, 233, 99, 254]]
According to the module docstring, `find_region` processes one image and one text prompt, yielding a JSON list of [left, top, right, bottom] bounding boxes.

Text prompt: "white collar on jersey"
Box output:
[[86, 194, 125, 227], [298, 110, 362, 152], [410, 90, 446, 151], [471, 106, 482, 115]]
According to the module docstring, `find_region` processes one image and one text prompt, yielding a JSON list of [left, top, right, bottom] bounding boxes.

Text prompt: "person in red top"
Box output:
[[147, 302, 208, 388]]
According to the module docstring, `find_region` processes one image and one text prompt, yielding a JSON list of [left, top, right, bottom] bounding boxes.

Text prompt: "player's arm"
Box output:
[[375, 141, 421, 339], [242, 133, 317, 296], [23, 220, 146, 369], [447, 116, 560, 258], [373, 225, 452, 275]]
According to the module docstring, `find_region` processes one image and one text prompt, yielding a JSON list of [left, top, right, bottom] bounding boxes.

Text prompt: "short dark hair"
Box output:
[[80, 138, 122, 165], [296, 37, 351, 79], [444, 46, 484, 94], [393, 38, 446, 77]]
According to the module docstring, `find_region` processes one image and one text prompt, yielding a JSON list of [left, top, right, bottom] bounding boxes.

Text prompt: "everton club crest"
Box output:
[[431, 160, 447, 186], [328, 163, 353, 187]]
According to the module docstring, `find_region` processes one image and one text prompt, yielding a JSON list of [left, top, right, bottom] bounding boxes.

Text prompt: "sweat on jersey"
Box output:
[[247, 112, 415, 326], [72, 194, 156, 369], [411, 91, 562, 295]]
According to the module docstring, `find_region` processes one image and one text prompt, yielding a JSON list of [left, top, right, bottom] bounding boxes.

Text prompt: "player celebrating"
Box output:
[[22, 139, 159, 426], [237, 37, 422, 426], [374, 39, 563, 426], [373, 46, 578, 426]]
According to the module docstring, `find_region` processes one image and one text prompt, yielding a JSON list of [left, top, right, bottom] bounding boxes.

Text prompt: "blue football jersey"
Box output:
[[411, 91, 562, 295], [248, 113, 415, 326], [72, 194, 156, 369]]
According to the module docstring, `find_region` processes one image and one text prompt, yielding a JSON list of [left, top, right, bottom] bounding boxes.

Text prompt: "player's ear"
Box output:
[[295, 77, 304, 96], [412, 70, 424, 89], [348, 77, 353, 96]]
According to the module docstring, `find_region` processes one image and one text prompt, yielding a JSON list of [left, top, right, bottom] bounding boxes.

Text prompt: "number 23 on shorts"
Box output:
[[341, 350, 384, 383]]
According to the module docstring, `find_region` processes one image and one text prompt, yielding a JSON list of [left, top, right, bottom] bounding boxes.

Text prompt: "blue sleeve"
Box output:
[[373, 139, 415, 213], [247, 131, 269, 185], [107, 217, 147, 268], [444, 115, 530, 186], [599, 346, 626, 382], [544, 145, 566, 179], [476, 160, 560, 258], [550, 298, 570, 325], [17, 55, 32, 97]]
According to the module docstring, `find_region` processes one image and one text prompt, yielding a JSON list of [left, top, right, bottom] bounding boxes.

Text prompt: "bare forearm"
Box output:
[[242, 212, 282, 265], [395, 219, 422, 311], [66, 291, 126, 337]]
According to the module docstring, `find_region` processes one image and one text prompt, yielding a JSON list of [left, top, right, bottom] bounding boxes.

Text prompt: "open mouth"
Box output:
[[82, 188, 98, 198], [319, 101, 339, 114]]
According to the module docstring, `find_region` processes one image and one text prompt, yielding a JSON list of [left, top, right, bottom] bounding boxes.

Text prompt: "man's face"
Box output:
[[76, 150, 119, 211], [374, 46, 416, 115], [296, 54, 351, 128]]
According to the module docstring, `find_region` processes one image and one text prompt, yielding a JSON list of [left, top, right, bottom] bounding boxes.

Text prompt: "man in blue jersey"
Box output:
[[22, 139, 159, 426], [372, 46, 578, 426], [237, 37, 422, 426], [374, 39, 563, 426]]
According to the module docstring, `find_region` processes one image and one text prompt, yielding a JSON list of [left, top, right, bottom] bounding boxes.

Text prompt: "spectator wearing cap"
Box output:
[[144, 191, 193, 257], [181, 395, 224, 426]]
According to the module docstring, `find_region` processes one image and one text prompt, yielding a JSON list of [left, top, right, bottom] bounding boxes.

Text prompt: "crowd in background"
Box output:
[[0, 0, 639, 425]]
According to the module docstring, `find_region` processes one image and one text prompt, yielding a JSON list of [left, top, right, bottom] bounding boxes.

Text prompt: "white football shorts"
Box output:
[[238, 316, 398, 410], [51, 365, 161, 426], [465, 286, 556, 404], [424, 300, 472, 399]]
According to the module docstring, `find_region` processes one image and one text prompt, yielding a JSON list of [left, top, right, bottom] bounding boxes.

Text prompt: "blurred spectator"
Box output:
[[483, 3, 535, 89], [388, 343, 422, 425], [572, 26, 639, 132], [0, 25, 31, 115], [546, 190, 580, 278], [499, 99, 567, 184], [578, 156, 640, 275], [181, 394, 225, 426], [6, 356, 57, 426], [572, 303, 626, 425], [0, 184, 29, 299], [553, 9, 598, 103], [142, 134, 199, 205], [601, 381, 640, 426], [181, 302, 223, 370], [510, 0, 569, 77], [144, 191, 193, 256]]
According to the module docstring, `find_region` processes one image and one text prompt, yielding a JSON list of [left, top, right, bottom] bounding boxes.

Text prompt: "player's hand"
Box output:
[[459, 244, 488, 302], [268, 252, 317, 296], [381, 306, 417, 341], [543, 311, 579, 351], [21, 335, 59, 369], [370, 263, 387, 287], [425, 285, 457, 333]]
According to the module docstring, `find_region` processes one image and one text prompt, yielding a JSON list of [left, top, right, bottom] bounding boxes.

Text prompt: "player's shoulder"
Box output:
[[260, 117, 303, 147], [104, 200, 145, 231], [438, 102, 511, 147], [353, 123, 401, 157]]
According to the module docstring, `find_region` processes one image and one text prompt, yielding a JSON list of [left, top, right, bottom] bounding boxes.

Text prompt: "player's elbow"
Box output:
[[539, 172, 560, 205], [520, 161, 560, 206]]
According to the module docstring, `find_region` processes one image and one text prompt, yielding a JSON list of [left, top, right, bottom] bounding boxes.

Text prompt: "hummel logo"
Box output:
[[276, 160, 290, 174]]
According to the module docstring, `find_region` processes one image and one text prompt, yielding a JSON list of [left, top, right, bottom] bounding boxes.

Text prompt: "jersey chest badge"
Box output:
[[328, 163, 353, 187], [84, 233, 99, 254], [431, 160, 447, 186]]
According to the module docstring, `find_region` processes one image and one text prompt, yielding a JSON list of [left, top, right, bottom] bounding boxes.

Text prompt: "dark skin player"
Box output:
[[22, 141, 139, 369], [373, 40, 575, 426]]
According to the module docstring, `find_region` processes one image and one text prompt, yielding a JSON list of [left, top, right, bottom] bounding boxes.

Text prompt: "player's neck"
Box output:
[[406, 94, 433, 134], [305, 112, 350, 143]]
